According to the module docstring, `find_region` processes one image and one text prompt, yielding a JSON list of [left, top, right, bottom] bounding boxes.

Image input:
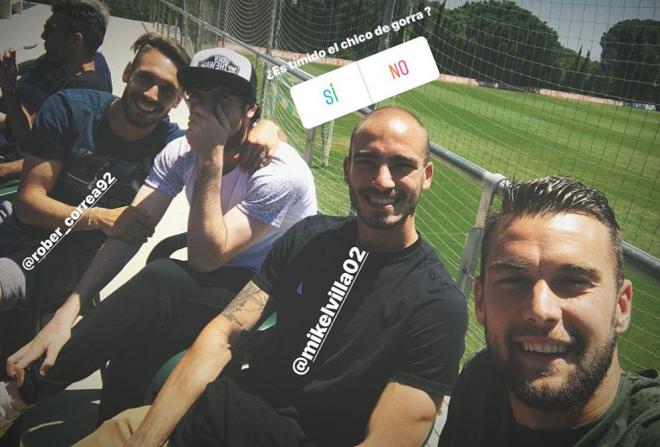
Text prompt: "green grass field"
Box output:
[[262, 60, 660, 370]]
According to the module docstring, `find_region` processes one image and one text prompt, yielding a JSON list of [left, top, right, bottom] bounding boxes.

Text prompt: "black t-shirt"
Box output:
[[56, 70, 111, 93], [22, 89, 183, 210], [0, 89, 182, 257], [16, 55, 111, 114], [16, 55, 67, 114], [438, 350, 660, 447], [248, 215, 468, 446]]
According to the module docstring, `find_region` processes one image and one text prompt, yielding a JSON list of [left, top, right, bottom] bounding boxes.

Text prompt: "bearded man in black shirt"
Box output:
[[439, 176, 660, 447], [72, 106, 468, 447]]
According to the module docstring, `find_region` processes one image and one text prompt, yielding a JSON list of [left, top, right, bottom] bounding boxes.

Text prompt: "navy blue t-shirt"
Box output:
[[21, 89, 183, 208], [16, 53, 112, 114], [16, 55, 67, 114]]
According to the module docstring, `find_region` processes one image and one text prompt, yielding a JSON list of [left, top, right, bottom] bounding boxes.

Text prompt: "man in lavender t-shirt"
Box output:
[[146, 135, 316, 272], [1, 47, 317, 426]]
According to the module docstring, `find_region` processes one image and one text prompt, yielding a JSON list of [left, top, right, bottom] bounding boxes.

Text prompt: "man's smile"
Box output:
[[133, 96, 160, 114]]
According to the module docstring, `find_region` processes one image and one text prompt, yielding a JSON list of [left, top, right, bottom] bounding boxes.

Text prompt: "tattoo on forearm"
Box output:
[[221, 281, 268, 329]]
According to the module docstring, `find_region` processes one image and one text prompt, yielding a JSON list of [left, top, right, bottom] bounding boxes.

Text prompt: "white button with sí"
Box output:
[[290, 37, 439, 129]]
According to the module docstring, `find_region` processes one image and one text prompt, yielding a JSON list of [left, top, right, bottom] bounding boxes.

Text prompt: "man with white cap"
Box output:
[[0, 46, 316, 433], [73, 106, 467, 447]]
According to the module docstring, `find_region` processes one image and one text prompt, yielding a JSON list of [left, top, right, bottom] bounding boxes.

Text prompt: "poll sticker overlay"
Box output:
[[359, 37, 439, 103], [290, 37, 439, 129]]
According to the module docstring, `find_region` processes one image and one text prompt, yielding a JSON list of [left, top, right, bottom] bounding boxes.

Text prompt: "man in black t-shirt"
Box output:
[[0, 0, 112, 179], [439, 176, 660, 447], [0, 32, 191, 440], [0, 33, 191, 376], [73, 106, 468, 447]]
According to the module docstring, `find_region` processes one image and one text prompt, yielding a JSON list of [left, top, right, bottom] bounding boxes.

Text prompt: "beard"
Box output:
[[486, 323, 617, 412], [120, 91, 165, 129], [347, 184, 419, 230]]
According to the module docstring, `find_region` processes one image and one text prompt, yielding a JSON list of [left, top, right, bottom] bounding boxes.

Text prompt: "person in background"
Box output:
[[0, 0, 112, 180]]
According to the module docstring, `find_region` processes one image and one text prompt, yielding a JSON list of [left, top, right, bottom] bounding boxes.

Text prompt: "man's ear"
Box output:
[[422, 161, 433, 190], [238, 103, 258, 133], [122, 61, 133, 83], [343, 156, 351, 185], [71, 32, 84, 48], [614, 279, 633, 334], [475, 276, 486, 327], [245, 103, 258, 120]]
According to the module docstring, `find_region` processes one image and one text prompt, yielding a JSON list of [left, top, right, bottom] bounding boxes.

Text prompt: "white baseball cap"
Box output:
[[178, 47, 257, 100]]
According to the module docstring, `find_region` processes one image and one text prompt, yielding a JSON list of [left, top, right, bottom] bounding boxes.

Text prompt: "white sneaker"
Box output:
[[0, 381, 27, 438]]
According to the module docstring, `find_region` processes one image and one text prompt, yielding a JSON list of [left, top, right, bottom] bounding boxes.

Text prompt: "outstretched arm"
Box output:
[[7, 185, 172, 382], [356, 381, 442, 447], [126, 281, 271, 447], [15, 154, 155, 244]]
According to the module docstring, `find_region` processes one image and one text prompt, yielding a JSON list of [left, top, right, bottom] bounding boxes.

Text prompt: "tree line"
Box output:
[[100, 0, 660, 108], [415, 0, 658, 108]]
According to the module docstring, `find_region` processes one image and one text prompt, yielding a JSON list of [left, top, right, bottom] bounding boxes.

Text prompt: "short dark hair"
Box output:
[[349, 106, 430, 162], [52, 0, 109, 56], [131, 33, 191, 71], [480, 176, 623, 287]]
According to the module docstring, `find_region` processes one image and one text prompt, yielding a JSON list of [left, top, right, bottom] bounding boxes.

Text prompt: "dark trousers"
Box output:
[[18, 258, 253, 421], [170, 376, 315, 447]]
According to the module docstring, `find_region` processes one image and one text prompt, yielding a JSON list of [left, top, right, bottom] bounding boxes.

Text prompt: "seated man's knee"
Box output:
[[123, 258, 191, 310], [139, 258, 183, 282], [0, 258, 27, 309]]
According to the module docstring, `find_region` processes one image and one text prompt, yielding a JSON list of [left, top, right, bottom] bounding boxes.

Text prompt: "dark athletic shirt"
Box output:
[[248, 215, 468, 446], [22, 89, 182, 211], [438, 349, 660, 447], [16, 53, 112, 114], [57, 69, 111, 93], [92, 51, 112, 87], [0, 88, 181, 300], [16, 55, 68, 114], [0, 88, 182, 253]]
